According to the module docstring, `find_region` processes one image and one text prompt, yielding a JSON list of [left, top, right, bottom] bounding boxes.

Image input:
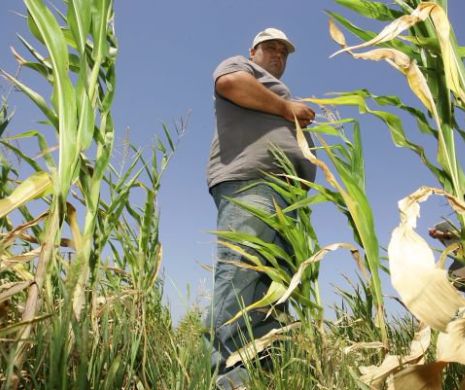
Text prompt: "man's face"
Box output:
[[250, 40, 289, 79]]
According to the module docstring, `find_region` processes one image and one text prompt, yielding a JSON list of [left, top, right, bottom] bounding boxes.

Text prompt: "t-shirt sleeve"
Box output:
[[213, 56, 254, 82]]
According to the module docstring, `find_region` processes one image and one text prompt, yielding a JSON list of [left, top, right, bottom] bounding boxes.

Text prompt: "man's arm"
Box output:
[[215, 71, 315, 128]]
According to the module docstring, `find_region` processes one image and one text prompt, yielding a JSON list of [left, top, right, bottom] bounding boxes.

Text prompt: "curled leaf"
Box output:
[[276, 242, 364, 305], [224, 281, 287, 326], [225, 322, 300, 368], [360, 324, 431, 388], [0, 172, 52, 219], [392, 362, 445, 390], [329, 18, 347, 48], [437, 317, 465, 364], [388, 186, 465, 331]]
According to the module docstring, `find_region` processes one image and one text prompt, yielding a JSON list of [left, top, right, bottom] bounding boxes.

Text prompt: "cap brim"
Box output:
[[253, 38, 295, 53]]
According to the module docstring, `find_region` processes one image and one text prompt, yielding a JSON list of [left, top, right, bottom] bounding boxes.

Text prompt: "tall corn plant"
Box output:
[[322, 0, 465, 209], [0, 0, 117, 380], [305, 0, 465, 386], [215, 114, 386, 343]]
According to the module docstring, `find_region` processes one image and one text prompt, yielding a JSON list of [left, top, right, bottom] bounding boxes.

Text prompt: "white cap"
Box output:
[[252, 28, 295, 53]]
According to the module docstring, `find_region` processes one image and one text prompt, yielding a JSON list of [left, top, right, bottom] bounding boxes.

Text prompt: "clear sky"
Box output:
[[1, 1, 464, 322]]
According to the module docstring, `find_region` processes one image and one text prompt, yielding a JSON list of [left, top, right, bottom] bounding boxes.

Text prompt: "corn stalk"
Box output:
[[0, 0, 117, 381]]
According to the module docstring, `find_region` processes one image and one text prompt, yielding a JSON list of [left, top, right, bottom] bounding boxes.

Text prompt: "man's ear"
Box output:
[[249, 47, 256, 60]]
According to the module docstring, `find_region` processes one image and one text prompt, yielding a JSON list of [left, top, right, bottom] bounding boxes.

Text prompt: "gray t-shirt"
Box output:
[[207, 55, 316, 189]]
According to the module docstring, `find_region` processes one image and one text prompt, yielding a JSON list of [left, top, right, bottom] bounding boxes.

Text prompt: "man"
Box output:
[[205, 28, 316, 389], [429, 221, 465, 289]]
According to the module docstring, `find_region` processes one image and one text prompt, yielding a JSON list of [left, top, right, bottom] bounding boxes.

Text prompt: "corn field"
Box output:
[[1, 0, 465, 389]]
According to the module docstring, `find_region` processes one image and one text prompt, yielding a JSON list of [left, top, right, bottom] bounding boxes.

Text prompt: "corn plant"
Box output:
[[0, 0, 118, 381], [308, 0, 465, 386]]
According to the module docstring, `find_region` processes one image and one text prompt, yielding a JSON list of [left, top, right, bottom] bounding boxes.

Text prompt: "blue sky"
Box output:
[[1, 0, 464, 322]]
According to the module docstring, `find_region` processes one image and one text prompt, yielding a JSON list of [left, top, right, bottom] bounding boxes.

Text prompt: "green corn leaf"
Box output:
[[17, 34, 51, 67], [68, 0, 92, 54], [371, 93, 437, 136], [26, 11, 44, 45], [400, 35, 441, 53], [305, 94, 448, 187], [0, 141, 42, 172], [162, 124, 175, 152], [224, 281, 287, 325], [0, 172, 52, 218], [25, 0, 78, 195], [0, 101, 11, 137], [76, 57, 95, 151], [217, 240, 289, 284], [3, 130, 56, 169], [91, 0, 111, 61], [0, 70, 58, 128], [459, 46, 465, 58], [93, 116, 114, 180], [335, 0, 403, 21], [101, 64, 116, 112], [214, 230, 292, 270]]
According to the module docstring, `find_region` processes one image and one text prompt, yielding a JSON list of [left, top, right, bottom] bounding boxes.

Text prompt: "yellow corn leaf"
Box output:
[[388, 186, 465, 331], [437, 318, 465, 364], [404, 60, 437, 118], [0, 281, 33, 304], [0, 211, 48, 249], [343, 47, 437, 116], [428, 4, 465, 105], [329, 18, 346, 48], [223, 281, 286, 326], [295, 118, 344, 196], [352, 47, 410, 67], [218, 240, 264, 268], [0, 172, 52, 219], [1, 247, 42, 270], [225, 322, 300, 368], [343, 341, 385, 355], [276, 242, 363, 305], [66, 202, 81, 249]]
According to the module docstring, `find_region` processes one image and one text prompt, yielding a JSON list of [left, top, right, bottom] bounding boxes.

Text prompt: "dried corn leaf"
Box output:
[[360, 324, 431, 388], [66, 202, 81, 249], [276, 242, 363, 305], [329, 18, 347, 48], [342, 46, 436, 115], [331, 3, 437, 57], [0, 172, 52, 219], [0, 281, 33, 304], [392, 362, 445, 390], [1, 247, 42, 270], [225, 322, 300, 368], [409, 324, 431, 364], [331, 2, 465, 105], [388, 186, 465, 331], [437, 318, 465, 364], [0, 211, 47, 249], [360, 355, 404, 388], [344, 341, 385, 355]]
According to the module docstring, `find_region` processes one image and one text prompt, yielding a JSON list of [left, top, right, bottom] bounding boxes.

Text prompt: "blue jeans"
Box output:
[[205, 180, 291, 373]]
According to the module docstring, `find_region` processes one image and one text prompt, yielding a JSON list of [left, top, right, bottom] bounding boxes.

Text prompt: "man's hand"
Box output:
[[282, 100, 315, 128]]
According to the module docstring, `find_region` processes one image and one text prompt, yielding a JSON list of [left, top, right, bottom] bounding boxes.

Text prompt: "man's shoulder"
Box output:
[[213, 55, 254, 80], [219, 55, 249, 65]]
